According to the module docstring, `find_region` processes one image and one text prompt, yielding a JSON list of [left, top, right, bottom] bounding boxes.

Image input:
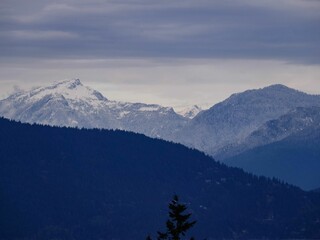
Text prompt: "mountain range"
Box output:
[[173, 84, 320, 157], [1, 79, 320, 189], [1, 118, 320, 239], [0, 79, 186, 139], [216, 106, 320, 159]]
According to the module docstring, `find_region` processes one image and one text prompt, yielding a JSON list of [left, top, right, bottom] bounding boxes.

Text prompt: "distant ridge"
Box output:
[[1, 81, 320, 190], [216, 106, 320, 159], [173, 84, 320, 157], [224, 112, 320, 190]]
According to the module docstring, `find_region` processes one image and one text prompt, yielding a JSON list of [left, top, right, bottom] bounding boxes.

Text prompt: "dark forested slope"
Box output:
[[225, 125, 320, 190], [0, 118, 319, 239]]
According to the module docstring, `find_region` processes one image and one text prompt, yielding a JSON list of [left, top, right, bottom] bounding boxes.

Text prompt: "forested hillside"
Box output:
[[1, 118, 320, 239]]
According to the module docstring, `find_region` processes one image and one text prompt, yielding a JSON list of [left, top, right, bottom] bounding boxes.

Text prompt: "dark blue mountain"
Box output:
[[225, 125, 320, 190], [313, 188, 320, 193], [0, 118, 320, 239]]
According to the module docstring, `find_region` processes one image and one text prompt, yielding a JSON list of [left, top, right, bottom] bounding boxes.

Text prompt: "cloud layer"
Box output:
[[1, 58, 320, 108], [1, 0, 319, 63], [1, 0, 320, 107]]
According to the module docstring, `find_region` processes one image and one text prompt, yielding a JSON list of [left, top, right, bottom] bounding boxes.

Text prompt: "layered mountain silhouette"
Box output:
[[216, 106, 320, 158], [1, 80, 320, 190], [224, 118, 320, 190], [1, 118, 320, 239]]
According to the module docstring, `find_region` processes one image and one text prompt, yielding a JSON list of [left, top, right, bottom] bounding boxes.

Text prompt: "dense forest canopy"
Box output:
[[0, 118, 320, 239]]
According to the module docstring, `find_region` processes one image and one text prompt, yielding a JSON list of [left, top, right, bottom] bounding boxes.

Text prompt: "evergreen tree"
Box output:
[[155, 195, 196, 240]]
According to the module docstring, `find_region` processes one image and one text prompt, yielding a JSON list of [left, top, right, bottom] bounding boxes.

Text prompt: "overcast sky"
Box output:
[[0, 0, 319, 109]]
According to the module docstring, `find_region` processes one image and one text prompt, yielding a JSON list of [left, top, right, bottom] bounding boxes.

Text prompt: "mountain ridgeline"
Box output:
[[0, 118, 320, 239], [224, 120, 320, 190], [216, 106, 320, 159], [1, 80, 320, 190], [0, 79, 186, 139], [1, 80, 320, 156], [173, 85, 320, 157]]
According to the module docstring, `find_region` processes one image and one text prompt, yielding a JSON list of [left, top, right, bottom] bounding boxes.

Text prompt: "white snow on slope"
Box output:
[[0, 79, 188, 139], [177, 105, 203, 119]]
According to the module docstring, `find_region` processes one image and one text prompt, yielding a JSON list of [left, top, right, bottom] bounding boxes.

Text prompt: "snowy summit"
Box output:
[[0, 79, 187, 138]]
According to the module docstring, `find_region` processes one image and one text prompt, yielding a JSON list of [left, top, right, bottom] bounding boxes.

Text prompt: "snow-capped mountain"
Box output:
[[176, 105, 203, 119], [172, 84, 320, 157], [215, 106, 320, 159], [2, 80, 320, 161], [0, 79, 187, 138]]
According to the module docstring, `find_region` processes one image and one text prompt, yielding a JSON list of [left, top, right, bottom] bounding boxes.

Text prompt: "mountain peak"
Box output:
[[0, 79, 186, 137], [55, 78, 83, 89], [263, 84, 288, 89], [262, 84, 299, 93], [224, 84, 310, 103], [185, 83, 320, 157], [28, 79, 108, 102]]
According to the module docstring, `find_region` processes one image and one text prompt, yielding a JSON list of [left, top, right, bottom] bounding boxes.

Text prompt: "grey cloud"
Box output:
[[0, 0, 319, 63], [4, 30, 79, 40]]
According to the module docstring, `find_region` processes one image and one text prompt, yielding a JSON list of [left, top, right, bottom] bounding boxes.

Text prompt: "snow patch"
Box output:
[[177, 105, 202, 119], [139, 106, 161, 112], [118, 111, 130, 118]]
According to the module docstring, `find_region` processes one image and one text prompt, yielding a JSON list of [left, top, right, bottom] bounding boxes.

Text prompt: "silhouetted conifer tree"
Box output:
[[148, 195, 196, 240]]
